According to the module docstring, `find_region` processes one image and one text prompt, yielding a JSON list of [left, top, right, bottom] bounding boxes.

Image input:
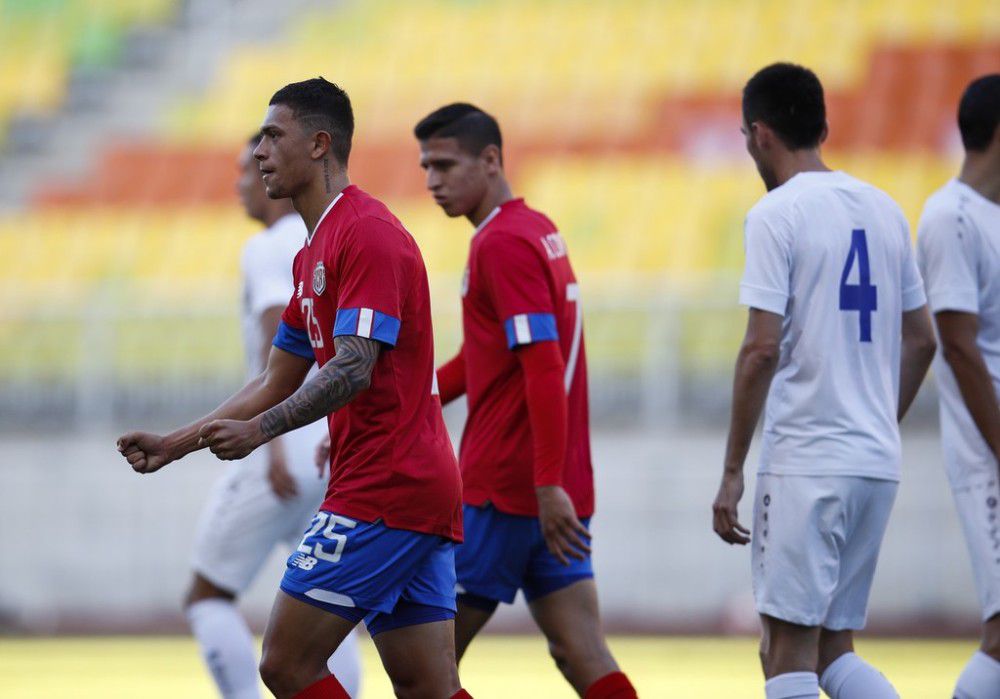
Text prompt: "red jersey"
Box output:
[[459, 198, 594, 517], [276, 185, 462, 541]]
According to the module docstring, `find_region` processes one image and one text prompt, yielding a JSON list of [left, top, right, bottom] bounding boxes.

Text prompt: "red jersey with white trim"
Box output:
[[460, 198, 594, 517], [279, 185, 462, 541]]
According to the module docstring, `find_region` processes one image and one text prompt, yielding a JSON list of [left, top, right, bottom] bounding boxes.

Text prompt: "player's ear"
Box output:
[[311, 130, 333, 161], [481, 144, 502, 174], [818, 122, 829, 145]]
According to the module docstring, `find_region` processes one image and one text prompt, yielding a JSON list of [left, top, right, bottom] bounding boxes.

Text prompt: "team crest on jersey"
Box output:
[[312, 261, 327, 296]]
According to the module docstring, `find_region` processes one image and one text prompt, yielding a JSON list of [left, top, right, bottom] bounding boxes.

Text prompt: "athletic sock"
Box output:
[[764, 671, 819, 699], [820, 652, 898, 698], [325, 631, 361, 698], [954, 651, 1000, 699], [293, 675, 350, 699], [584, 671, 639, 698], [185, 598, 261, 699]]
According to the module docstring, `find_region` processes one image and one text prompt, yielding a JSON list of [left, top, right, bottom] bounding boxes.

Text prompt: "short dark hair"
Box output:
[[742, 63, 826, 149], [269, 77, 354, 165], [958, 74, 1000, 152], [413, 103, 503, 159]]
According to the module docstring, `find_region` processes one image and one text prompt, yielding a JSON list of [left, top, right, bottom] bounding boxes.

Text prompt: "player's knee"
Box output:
[[183, 575, 234, 609], [547, 633, 614, 678], [258, 650, 307, 697]]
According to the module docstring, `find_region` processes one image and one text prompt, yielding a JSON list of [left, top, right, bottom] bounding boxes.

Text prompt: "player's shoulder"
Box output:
[[917, 181, 964, 235], [477, 199, 555, 250], [337, 187, 412, 242]]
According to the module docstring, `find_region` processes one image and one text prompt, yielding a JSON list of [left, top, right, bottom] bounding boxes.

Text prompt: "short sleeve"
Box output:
[[478, 233, 558, 349], [897, 217, 927, 312], [738, 209, 791, 316], [917, 208, 978, 314], [244, 237, 297, 317], [272, 251, 312, 359], [331, 217, 407, 347]]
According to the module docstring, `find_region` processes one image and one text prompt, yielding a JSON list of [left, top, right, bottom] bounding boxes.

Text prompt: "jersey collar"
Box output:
[[307, 191, 345, 246], [474, 205, 502, 235]]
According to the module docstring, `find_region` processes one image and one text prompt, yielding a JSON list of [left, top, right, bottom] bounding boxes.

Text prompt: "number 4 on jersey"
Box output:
[[839, 228, 878, 342]]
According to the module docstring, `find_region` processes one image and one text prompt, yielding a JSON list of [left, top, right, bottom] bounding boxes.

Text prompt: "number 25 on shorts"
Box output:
[[297, 512, 357, 563]]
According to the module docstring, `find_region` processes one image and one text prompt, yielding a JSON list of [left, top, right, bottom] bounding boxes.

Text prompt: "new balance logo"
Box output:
[[292, 553, 318, 571]]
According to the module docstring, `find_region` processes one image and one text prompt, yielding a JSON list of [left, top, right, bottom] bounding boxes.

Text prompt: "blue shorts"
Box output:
[[280, 510, 456, 635], [455, 503, 593, 606]]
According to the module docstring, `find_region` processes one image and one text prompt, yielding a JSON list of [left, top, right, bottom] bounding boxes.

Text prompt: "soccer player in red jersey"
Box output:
[[118, 79, 470, 699], [415, 103, 637, 699]]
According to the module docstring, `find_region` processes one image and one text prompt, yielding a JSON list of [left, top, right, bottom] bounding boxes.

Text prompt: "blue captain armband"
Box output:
[[334, 308, 401, 347], [272, 321, 314, 360], [503, 313, 559, 349]]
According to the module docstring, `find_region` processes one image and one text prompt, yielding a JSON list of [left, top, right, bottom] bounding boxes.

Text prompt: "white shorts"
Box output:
[[192, 425, 328, 594], [951, 474, 1000, 621], [751, 473, 898, 630]]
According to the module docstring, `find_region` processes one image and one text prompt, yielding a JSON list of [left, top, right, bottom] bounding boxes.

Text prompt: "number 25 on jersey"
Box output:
[[839, 228, 878, 343]]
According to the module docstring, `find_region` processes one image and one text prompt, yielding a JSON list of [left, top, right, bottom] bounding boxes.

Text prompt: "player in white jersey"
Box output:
[[184, 134, 361, 699], [711, 63, 937, 699], [916, 74, 1000, 699]]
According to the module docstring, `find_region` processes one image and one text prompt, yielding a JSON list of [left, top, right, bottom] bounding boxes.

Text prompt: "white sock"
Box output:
[[820, 652, 898, 698], [765, 671, 819, 699], [954, 651, 1000, 699], [186, 599, 261, 699], [326, 629, 362, 698]]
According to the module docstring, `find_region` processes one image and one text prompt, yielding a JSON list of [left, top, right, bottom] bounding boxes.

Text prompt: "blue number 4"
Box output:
[[839, 229, 878, 342]]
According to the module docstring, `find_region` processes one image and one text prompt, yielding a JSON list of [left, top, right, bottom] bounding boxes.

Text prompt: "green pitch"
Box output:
[[0, 634, 974, 697]]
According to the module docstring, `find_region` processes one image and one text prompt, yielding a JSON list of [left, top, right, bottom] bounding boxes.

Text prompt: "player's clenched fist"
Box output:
[[198, 418, 265, 461], [117, 432, 171, 474]]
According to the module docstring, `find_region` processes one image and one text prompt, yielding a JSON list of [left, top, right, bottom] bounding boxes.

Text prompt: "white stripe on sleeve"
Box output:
[[357, 308, 374, 338], [514, 314, 531, 344]]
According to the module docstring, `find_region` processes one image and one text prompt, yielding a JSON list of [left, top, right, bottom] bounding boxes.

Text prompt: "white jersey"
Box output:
[[917, 179, 1000, 486], [739, 171, 926, 481], [239, 213, 326, 472]]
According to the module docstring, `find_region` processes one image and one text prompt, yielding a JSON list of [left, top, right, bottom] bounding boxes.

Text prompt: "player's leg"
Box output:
[[454, 598, 496, 661], [259, 590, 357, 698], [817, 477, 899, 699], [278, 479, 364, 697], [751, 474, 847, 698], [370, 617, 463, 698], [326, 629, 362, 697], [527, 580, 634, 698], [452, 504, 529, 661], [186, 461, 286, 699], [366, 537, 468, 697], [951, 477, 1000, 698], [955, 614, 1000, 699]]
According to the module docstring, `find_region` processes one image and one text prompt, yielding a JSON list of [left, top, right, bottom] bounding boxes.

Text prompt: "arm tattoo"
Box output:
[[259, 335, 380, 439]]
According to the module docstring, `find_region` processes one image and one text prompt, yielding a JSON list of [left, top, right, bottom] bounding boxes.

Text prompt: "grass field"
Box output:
[[0, 634, 976, 698]]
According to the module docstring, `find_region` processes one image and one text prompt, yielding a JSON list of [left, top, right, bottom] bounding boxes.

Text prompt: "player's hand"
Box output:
[[116, 431, 173, 475], [713, 469, 750, 545], [536, 485, 591, 565], [198, 419, 266, 461], [315, 434, 331, 478], [267, 454, 298, 501]]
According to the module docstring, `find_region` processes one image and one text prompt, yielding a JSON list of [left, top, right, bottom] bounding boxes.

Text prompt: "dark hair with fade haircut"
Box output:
[[958, 73, 1000, 152], [269, 77, 354, 165], [413, 103, 503, 161], [743, 63, 827, 150]]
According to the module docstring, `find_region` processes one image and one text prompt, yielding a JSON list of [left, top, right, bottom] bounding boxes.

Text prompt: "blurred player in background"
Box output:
[[182, 132, 361, 699], [712, 63, 937, 699], [916, 73, 1000, 699], [416, 104, 637, 699], [119, 78, 469, 699]]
